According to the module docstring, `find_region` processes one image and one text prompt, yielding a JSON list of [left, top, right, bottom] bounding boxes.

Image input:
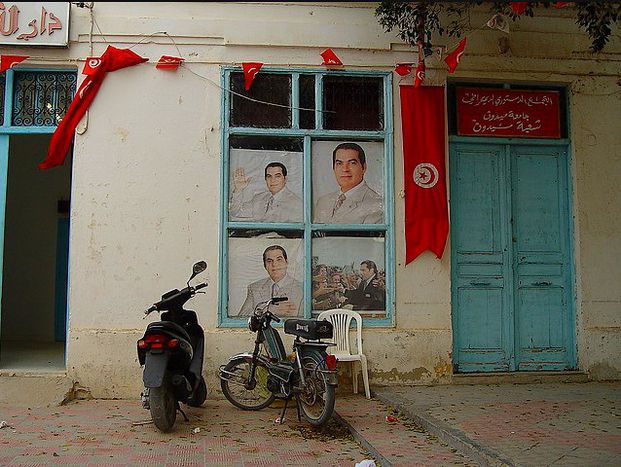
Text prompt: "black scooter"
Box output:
[[137, 261, 208, 432]]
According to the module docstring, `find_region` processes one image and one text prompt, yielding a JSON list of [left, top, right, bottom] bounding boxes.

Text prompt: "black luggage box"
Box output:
[[284, 319, 333, 340]]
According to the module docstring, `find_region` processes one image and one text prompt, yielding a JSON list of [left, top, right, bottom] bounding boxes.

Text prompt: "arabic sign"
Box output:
[[0, 3, 69, 46], [457, 87, 561, 138]]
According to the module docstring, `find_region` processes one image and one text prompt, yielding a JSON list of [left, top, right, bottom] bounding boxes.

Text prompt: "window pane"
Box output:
[[12, 71, 76, 126], [227, 231, 304, 318], [312, 140, 384, 224], [312, 232, 386, 317], [230, 72, 291, 128], [229, 142, 304, 223], [299, 74, 315, 129], [323, 76, 383, 131]]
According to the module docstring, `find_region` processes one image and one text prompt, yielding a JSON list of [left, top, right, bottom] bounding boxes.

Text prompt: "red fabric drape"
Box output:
[[400, 86, 449, 264], [40, 46, 148, 170]]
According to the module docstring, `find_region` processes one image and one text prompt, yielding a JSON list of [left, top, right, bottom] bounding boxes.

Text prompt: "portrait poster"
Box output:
[[312, 141, 384, 224], [228, 233, 304, 318], [312, 236, 386, 316], [229, 148, 303, 223]]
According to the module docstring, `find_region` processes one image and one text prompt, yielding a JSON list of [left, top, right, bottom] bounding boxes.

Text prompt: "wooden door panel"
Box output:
[[512, 146, 574, 370], [451, 143, 512, 372]]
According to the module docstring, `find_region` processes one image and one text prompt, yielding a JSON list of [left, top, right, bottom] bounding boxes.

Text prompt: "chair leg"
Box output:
[[360, 356, 370, 399], [352, 361, 358, 394]]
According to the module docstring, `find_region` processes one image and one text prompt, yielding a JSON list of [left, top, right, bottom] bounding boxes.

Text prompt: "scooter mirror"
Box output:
[[189, 260, 207, 282]]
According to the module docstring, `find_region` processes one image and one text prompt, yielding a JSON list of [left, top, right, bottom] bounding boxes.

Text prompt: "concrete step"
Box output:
[[0, 372, 77, 407], [452, 370, 589, 385]]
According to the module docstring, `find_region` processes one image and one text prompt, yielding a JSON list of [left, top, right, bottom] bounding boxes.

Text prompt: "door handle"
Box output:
[[532, 281, 552, 286], [470, 281, 491, 286]]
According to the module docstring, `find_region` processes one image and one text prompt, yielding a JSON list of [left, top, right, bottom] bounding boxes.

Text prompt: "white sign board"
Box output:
[[0, 2, 70, 47]]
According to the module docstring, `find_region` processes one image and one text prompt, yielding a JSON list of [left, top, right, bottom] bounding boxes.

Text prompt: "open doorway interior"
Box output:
[[0, 134, 71, 371]]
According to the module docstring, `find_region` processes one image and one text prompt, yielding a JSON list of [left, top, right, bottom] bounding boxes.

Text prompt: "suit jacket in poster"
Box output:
[[314, 181, 383, 224], [230, 187, 302, 223], [234, 274, 303, 317], [346, 275, 385, 311]]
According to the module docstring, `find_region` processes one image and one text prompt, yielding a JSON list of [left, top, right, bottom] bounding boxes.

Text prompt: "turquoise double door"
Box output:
[[450, 141, 575, 372]]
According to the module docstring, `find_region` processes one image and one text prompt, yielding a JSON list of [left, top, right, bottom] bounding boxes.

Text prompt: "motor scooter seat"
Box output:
[[146, 321, 192, 343]]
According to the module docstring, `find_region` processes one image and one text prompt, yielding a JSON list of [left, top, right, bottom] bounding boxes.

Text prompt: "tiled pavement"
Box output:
[[336, 395, 476, 467], [1, 382, 619, 466], [0, 393, 476, 466], [0, 398, 371, 466], [375, 382, 621, 467]]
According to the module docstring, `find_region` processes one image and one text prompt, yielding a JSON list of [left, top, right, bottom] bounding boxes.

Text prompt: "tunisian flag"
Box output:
[[40, 46, 148, 170], [400, 86, 448, 263]]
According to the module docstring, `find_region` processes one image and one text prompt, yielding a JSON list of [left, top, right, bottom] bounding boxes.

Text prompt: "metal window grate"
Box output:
[[12, 71, 76, 126]]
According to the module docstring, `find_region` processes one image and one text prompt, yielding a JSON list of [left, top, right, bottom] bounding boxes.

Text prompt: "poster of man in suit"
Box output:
[[229, 148, 303, 223], [228, 235, 304, 318], [313, 141, 384, 224]]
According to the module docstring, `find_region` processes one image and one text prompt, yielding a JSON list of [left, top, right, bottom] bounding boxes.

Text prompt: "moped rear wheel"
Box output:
[[220, 358, 275, 410], [149, 376, 177, 432], [297, 356, 335, 426]]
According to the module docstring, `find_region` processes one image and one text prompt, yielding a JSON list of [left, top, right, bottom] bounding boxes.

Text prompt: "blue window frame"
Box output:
[[219, 68, 394, 327], [1, 68, 76, 133]]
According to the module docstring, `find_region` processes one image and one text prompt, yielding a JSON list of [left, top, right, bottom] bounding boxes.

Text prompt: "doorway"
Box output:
[[0, 134, 71, 371], [450, 141, 576, 372]]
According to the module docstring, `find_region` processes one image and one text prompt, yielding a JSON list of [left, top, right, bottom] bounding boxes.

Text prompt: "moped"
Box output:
[[219, 297, 338, 426], [137, 261, 208, 432]]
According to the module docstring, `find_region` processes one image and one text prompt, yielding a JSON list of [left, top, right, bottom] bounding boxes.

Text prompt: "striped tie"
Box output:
[[332, 193, 346, 217]]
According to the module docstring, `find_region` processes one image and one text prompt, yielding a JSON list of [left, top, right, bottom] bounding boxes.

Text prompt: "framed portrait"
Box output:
[[311, 234, 386, 316], [228, 232, 304, 318], [229, 148, 303, 223], [312, 140, 384, 225]]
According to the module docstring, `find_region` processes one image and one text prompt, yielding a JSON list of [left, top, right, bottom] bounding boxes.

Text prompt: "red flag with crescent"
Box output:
[[400, 86, 448, 263], [82, 57, 103, 75], [0, 55, 28, 73], [41, 46, 148, 170], [156, 55, 184, 70], [395, 63, 412, 76], [242, 62, 263, 90], [444, 37, 467, 74], [320, 49, 343, 66], [414, 60, 425, 88]]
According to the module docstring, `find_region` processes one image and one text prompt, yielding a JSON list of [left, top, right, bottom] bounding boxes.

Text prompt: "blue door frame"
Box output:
[[0, 68, 73, 356], [450, 137, 576, 372]]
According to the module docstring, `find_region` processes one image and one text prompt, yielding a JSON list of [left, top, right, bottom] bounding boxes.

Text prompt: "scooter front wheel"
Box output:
[[186, 376, 207, 407], [149, 376, 177, 432], [220, 357, 275, 410]]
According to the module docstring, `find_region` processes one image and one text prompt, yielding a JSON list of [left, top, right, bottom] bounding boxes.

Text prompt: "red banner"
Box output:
[[457, 88, 561, 138], [400, 86, 449, 264]]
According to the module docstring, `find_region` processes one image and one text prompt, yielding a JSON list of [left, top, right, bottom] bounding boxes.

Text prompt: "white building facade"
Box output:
[[0, 2, 619, 399]]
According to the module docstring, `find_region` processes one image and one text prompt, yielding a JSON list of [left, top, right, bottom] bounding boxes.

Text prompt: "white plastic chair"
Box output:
[[317, 309, 370, 399]]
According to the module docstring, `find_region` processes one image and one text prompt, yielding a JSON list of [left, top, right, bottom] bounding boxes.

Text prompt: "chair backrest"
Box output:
[[317, 309, 363, 356]]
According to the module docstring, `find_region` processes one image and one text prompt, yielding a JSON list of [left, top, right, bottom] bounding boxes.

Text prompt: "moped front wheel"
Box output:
[[149, 376, 177, 432], [186, 376, 207, 407], [220, 357, 275, 410], [297, 356, 335, 426]]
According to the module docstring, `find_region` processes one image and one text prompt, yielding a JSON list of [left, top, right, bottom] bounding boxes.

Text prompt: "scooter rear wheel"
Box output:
[[150, 376, 177, 432], [221, 358, 275, 410]]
